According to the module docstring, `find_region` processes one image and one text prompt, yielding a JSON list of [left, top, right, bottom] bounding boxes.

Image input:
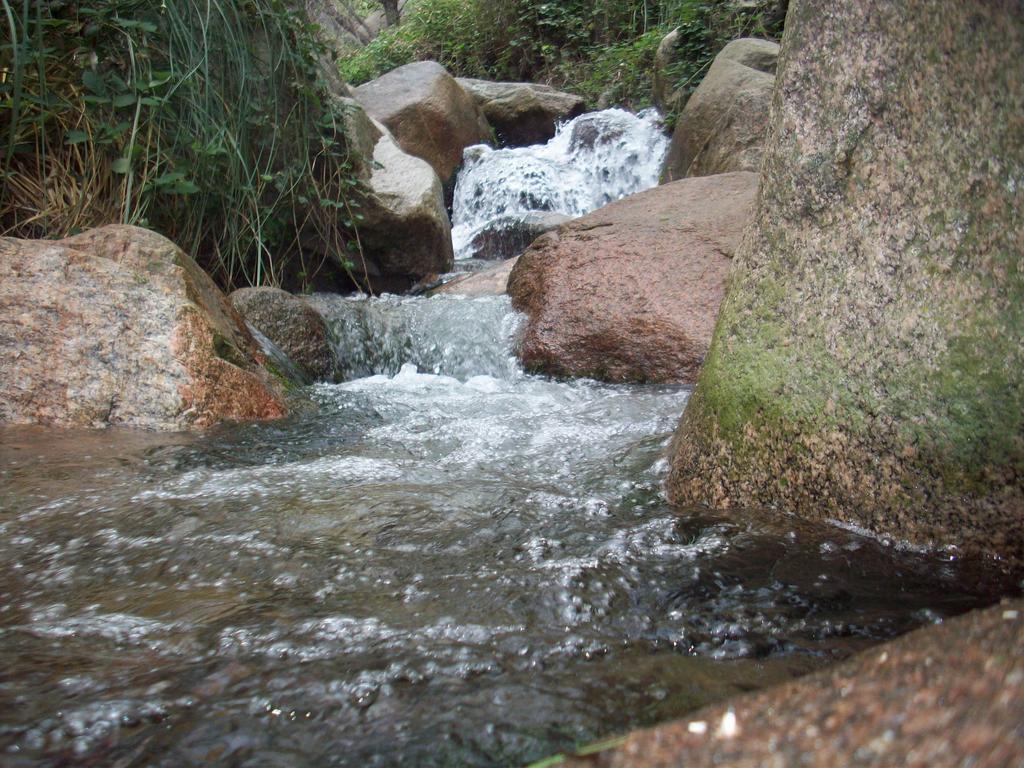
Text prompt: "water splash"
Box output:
[[451, 108, 669, 260], [305, 293, 525, 381]]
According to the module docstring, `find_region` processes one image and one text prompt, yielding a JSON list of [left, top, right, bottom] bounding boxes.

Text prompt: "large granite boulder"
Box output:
[[661, 38, 778, 181], [0, 226, 287, 430], [716, 36, 780, 74], [229, 287, 337, 382], [328, 97, 453, 293], [352, 61, 491, 190], [567, 598, 1024, 768], [668, 0, 1024, 563], [508, 172, 758, 383], [456, 78, 586, 147]]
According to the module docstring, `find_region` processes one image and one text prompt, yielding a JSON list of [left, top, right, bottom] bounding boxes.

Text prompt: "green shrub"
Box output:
[[1, 0, 365, 290], [340, 0, 785, 109]]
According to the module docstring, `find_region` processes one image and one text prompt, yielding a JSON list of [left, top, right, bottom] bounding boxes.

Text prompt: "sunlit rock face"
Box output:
[[0, 225, 287, 430], [668, 0, 1024, 563], [508, 172, 758, 384]]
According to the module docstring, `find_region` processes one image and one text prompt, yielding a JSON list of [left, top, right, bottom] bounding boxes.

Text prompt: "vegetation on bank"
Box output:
[[1, 0, 784, 291], [341, 0, 786, 109], [1, 0, 364, 289]]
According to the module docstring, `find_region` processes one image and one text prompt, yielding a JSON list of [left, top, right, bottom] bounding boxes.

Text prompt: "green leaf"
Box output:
[[164, 180, 200, 195], [154, 171, 188, 185], [111, 157, 131, 174], [65, 130, 90, 145], [82, 69, 105, 94], [113, 93, 137, 108]]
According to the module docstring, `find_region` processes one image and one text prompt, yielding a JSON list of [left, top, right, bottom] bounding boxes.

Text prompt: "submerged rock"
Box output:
[[467, 212, 570, 261], [566, 598, 1024, 768], [508, 172, 757, 384], [668, 0, 1024, 562], [661, 38, 777, 181], [353, 61, 491, 190], [229, 287, 337, 382], [456, 78, 586, 147], [0, 225, 287, 430]]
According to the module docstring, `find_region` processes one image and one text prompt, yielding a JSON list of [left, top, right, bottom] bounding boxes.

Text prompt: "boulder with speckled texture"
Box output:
[[0, 225, 287, 430]]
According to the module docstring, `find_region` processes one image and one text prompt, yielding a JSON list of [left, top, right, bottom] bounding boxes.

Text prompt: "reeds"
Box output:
[[0, 0, 364, 290]]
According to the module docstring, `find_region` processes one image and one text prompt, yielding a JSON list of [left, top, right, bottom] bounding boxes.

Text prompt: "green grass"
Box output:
[[1, 0, 365, 290]]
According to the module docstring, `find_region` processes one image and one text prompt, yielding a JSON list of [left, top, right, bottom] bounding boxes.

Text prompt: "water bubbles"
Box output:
[[451, 108, 669, 259]]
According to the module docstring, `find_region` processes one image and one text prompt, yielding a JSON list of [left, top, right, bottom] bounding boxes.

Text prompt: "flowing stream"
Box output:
[[0, 112, 1015, 767], [451, 108, 668, 261]]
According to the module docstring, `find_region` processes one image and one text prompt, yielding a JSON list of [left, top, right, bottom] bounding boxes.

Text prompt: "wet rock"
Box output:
[[329, 98, 453, 293], [507, 172, 757, 383], [661, 39, 776, 181], [432, 258, 520, 297], [467, 212, 571, 261], [566, 598, 1024, 768], [668, 0, 1024, 563], [353, 61, 491, 189], [229, 287, 337, 382], [457, 78, 586, 147], [0, 225, 287, 430], [568, 114, 627, 153]]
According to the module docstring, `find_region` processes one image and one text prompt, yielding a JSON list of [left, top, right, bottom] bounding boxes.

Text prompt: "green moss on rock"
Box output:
[[668, 0, 1024, 564]]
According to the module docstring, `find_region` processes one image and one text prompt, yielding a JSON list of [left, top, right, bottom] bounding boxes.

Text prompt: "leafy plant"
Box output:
[[338, 0, 785, 110], [1, 0, 367, 291]]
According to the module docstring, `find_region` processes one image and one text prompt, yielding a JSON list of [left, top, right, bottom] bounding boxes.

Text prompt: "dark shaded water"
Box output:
[[0, 295, 1014, 767]]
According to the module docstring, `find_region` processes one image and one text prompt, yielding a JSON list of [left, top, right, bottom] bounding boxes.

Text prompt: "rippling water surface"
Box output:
[[0, 295, 1013, 766]]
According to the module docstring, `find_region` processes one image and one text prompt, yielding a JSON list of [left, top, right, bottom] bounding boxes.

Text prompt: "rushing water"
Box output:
[[450, 109, 669, 260], [0, 293, 1014, 767]]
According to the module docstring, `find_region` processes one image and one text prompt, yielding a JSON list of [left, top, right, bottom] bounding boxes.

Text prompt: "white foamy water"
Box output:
[[451, 108, 670, 260]]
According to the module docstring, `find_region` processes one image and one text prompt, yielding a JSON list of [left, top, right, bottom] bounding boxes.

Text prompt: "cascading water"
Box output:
[[451, 108, 669, 260], [0, 290, 1013, 767]]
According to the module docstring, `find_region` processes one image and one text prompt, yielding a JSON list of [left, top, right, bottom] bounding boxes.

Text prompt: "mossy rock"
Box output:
[[668, 0, 1024, 564]]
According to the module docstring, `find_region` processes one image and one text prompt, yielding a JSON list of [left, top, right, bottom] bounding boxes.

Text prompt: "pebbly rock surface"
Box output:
[[456, 78, 586, 147], [507, 172, 757, 384], [668, 0, 1024, 564], [229, 287, 337, 382], [353, 61, 491, 190], [661, 38, 778, 181], [566, 598, 1024, 768], [0, 225, 287, 430], [332, 97, 454, 293]]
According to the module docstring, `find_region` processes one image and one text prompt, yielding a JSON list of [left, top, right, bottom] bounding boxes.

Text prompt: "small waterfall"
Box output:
[[451, 108, 669, 260], [305, 293, 524, 381]]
